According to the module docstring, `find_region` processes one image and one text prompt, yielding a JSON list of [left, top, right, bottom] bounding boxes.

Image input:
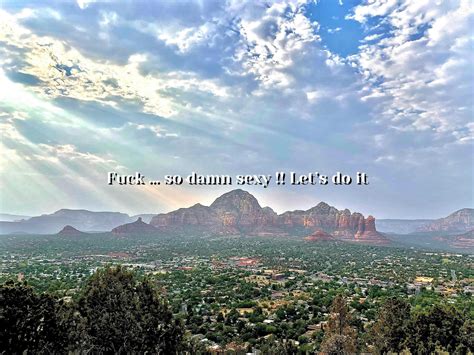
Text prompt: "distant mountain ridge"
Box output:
[[376, 219, 433, 234], [0, 213, 31, 222], [377, 209, 474, 235], [0, 209, 132, 234], [0, 210, 158, 235], [377, 209, 473, 252], [417, 208, 473, 233], [1, 192, 470, 250]]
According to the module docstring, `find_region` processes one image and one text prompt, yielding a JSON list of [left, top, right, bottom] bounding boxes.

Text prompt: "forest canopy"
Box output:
[[1, 265, 472, 354]]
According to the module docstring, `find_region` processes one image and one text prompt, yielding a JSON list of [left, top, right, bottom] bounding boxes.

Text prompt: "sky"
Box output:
[[0, 0, 473, 219]]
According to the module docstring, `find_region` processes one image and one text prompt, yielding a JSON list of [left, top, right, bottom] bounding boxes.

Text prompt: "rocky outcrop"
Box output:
[[210, 190, 278, 233], [149, 189, 389, 244], [151, 203, 225, 233], [57, 225, 86, 236], [111, 217, 157, 235], [353, 216, 389, 244], [417, 208, 474, 233], [151, 190, 279, 235], [304, 230, 334, 242]]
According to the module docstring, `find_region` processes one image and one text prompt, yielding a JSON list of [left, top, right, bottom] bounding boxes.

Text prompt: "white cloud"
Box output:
[[156, 21, 219, 53], [374, 155, 395, 163], [76, 0, 97, 10], [0, 0, 471, 217], [306, 90, 325, 102], [361, 33, 382, 42], [37, 143, 120, 166], [115, 122, 179, 139], [234, 1, 320, 88], [0, 10, 231, 118], [327, 27, 341, 34], [351, 0, 473, 144], [349, 0, 399, 23]]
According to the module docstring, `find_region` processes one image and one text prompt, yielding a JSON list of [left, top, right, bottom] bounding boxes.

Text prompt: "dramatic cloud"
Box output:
[[0, 0, 472, 218], [351, 0, 473, 142], [0, 10, 233, 118]]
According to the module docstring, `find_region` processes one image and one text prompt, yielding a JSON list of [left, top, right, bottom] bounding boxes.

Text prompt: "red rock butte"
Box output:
[[146, 189, 390, 245]]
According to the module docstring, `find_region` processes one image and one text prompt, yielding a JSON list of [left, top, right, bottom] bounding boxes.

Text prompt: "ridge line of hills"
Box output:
[[147, 189, 385, 244], [1, 190, 473, 250]]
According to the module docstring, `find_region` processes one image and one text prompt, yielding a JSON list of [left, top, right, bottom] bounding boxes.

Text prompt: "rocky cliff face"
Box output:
[[149, 189, 388, 244], [151, 190, 280, 235], [417, 208, 474, 233], [210, 190, 278, 233], [353, 215, 389, 244]]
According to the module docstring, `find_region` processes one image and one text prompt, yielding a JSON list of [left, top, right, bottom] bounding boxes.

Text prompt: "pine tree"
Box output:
[[370, 297, 410, 353], [320, 295, 357, 354], [404, 304, 471, 354], [75, 265, 183, 354], [0, 281, 69, 354]]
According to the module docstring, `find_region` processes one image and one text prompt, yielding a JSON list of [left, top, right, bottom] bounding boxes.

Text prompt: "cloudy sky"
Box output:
[[0, 0, 472, 218]]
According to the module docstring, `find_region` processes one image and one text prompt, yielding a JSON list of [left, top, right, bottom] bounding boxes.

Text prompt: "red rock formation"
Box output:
[[304, 230, 334, 242], [151, 190, 276, 235], [352, 216, 389, 245], [417, 208, 474, 233], [148, 189, 389, 244]]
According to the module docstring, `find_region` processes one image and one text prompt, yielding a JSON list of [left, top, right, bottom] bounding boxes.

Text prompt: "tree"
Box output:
[[76, 265, 183, 354], [217, 311, 225, 323], [320, 334, 356, 355], [0, 280, 69, 354], [327, 295, 352, 336], [457, 320, 474, 353], [404, 304, 472, 354], [258, 335, 298, 355], [370, 297, 410, 353], [179, 335, 210, 354], [320, 295, 357, 354]]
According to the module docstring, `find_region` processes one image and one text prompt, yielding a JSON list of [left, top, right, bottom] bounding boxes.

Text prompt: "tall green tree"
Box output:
[[457, 320, 474, 353], [370, 297, 410, 353], [404, 304, 472, 354], [258, 335, 298, 355], [320, 295, 357, 354], [320, 334, 355, 355], [0, 281, 69, 354], [76, 265, 183, 354]]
